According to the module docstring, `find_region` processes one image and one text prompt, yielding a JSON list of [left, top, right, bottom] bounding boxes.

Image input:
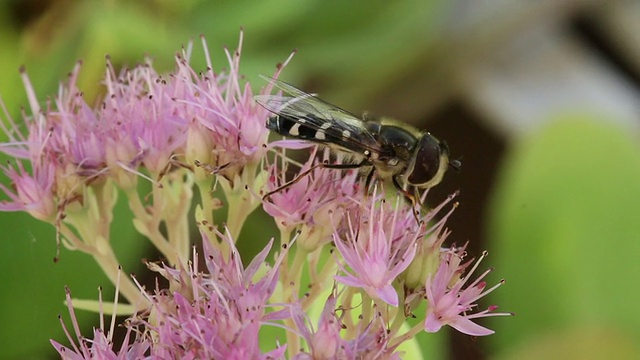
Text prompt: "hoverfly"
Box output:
[[255, 76, 460, 217]]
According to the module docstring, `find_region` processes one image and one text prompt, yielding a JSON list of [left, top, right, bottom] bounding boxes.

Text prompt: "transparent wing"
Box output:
[[255, 76, 382, 155]]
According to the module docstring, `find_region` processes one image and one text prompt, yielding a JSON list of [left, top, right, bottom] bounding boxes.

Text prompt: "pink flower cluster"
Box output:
[[0, 34, 511, 359], [0, 34, 277, 221]]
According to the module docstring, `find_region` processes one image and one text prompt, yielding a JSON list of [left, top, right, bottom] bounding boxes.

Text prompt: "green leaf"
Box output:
[[487, 118, 640, 358]]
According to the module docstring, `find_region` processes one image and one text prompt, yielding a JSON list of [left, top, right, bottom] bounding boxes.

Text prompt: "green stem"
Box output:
[[195, 177, 226, 252], [90, 238, 147, 307], [275, 228, 302, 358], [60, 188, 147, 308], [125, 188, 176, 265], [387, 281, 407, 336], [340, 287, 357, 335], [389, 303, 407, 337], [361, 290, 373, 324], [284, 247, 307, 302], [388, 322, 424, 349], [161, 172, 193, 263], [58, 222, 93, 253], [198, 178, 215, 228], [302, 249, 337, 311]]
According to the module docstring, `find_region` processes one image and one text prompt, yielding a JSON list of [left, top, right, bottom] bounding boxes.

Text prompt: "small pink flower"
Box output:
[[0, 70, 65, 220], [47, 64, 109, 178], [291, 291, 345, 359], [0, 160, 56, 221], [101, 57, 188, 178], [182, 34, 294, 182], [262, 148, 359, 249], [425, 247, 512, 336], [291, 290, 402, 359], [333, 191, 421, 307]]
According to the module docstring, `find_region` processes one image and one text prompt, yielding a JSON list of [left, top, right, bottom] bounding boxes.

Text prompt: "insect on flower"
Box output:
[[255, 76, 460, 219]]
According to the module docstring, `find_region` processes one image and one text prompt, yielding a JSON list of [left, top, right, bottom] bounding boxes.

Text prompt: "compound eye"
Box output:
[[407, 134, 443, 186]]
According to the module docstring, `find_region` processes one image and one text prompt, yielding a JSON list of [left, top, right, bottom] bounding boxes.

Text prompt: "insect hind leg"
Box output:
[[262, 159, 367, 200]]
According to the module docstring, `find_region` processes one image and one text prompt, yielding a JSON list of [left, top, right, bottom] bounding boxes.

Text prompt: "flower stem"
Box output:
[[389, 322, 424, 349], [125, 188, 176, 265], [90, 239, 147, 307]]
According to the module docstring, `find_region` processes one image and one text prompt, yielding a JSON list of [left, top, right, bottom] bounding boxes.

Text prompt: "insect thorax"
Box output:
[[364, 121, 418, 176]]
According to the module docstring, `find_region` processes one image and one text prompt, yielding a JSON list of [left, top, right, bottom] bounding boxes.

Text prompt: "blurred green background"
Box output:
[[2, 0, 640, 359]]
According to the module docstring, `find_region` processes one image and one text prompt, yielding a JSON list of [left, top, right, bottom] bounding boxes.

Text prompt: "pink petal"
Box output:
[[374, 284, 399, 306], [449, 317, 495, 337]]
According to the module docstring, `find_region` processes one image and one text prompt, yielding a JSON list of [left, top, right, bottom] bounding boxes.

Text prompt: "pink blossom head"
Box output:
[[141, 230, 290, 358], [424, 247, 513, 336], [332, 188, 423, 307], [262, 147, 360, 251]]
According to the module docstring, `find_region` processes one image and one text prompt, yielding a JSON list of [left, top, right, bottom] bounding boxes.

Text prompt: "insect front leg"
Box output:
[[364, 167, 376, 192]]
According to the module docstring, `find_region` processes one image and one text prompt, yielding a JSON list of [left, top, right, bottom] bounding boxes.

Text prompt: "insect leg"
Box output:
[[263, 162, 324, 200], [262, 159, 367, 200], [392, 176, 422, 224], [364, 168, 376, 191], [321, 159, 367, 170]]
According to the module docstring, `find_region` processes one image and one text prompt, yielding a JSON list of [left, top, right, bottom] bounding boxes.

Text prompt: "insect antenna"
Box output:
[[449, 158, 462, 172]]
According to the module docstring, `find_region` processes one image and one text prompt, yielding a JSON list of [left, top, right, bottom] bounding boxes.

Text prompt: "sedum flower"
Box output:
[[0, 67, 84, 221], [291, 289, 403, 360], [181, 35, 277, 183], [140, 230, 290, 359], [424, 247, 512, 336], [290, 291, 345, 359], [0, 32, 294, 300], [333, 190, 421, 307], [101, 56, 189, 185], [262, 148, 359, 250], [0, 160, 56, 221]]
